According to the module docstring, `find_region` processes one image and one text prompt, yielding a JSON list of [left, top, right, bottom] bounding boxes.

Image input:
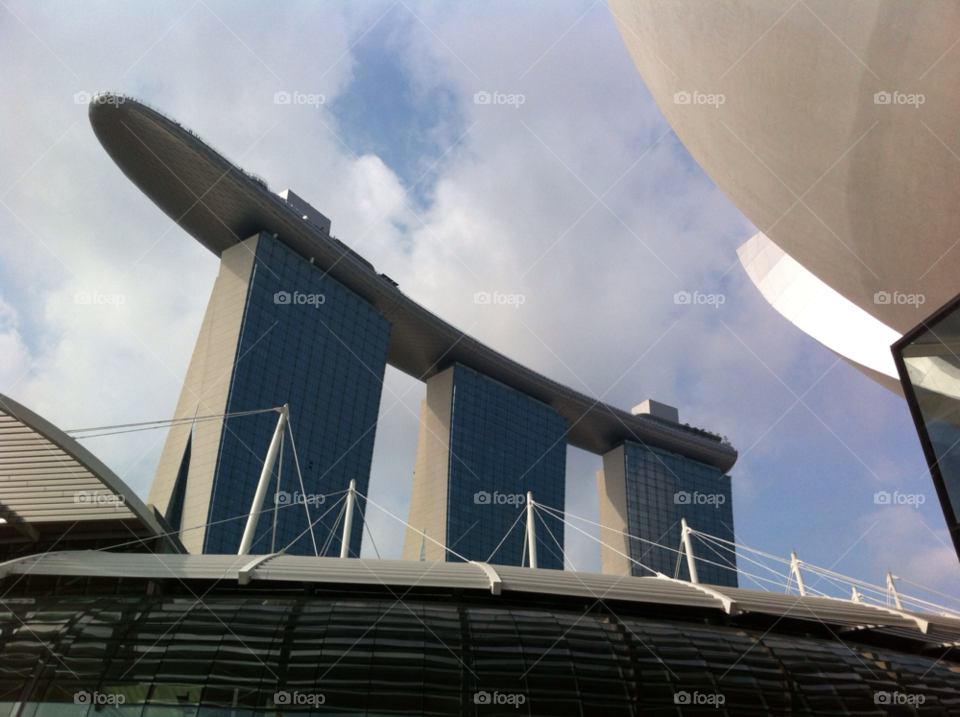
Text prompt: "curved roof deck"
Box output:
[[89, 93, 737, 472], [4, 550, 958, 658], [0, 393, 180, 550]]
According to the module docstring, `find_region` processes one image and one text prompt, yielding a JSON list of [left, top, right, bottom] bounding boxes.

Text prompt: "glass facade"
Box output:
[[204, 233, 391, 557], [1, 589, 956, 715], [445, 365, 567, 569], [894, 295, 960, 560], [622, 441, 736, 586]]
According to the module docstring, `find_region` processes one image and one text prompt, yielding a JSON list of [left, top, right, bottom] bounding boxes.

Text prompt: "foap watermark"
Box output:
[[875, 691, 925, 706], [874, 290, 924, 308], [674, 290, 724, 308], [474, 691, 526, 708], [874, 490, 925, 508], [474, 290, 525, 308], [74, 291, 125, 308], [74, 91, 125, 107], [274, 691, 325, 707], [274, 91, 325, 107], [675, 691, 725, 708], [275, 490, 325, 506], [75, 691, 125, 706], [675, 491, 725, 507], [474, 491, 526, 506], [474, 91, 525, 108], [75, 491, 126, 509], [874, 91, 924, 108], [674, 90, 725, 108], [274, 290, 325, 307]]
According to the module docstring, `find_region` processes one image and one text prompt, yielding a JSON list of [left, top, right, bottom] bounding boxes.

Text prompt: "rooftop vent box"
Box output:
[[631, 399, 679, 424], [278, 189, 331, 235]]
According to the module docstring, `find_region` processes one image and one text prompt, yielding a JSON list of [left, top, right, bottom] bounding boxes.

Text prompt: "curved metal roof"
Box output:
[[4, 550, 958, 654], [0, 393, 176, 547], [88, 94, 737, 472]]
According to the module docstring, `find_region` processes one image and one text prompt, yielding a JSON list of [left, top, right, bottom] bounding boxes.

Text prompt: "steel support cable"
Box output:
[[485, 506, 527, 564], [533, 502, 659, 577], [284, 416, 319, 556], [351, 488, 472, 564], [695, 534, 803, 594], [284, 492, 348, 558], [535, 501, 707, 556], [691, 531, 817, 594], [93, 488, 349, 554], [355, 500, 381, 560], [695, 530, 957, 613], [534, 504, 571, 571], [798, 564, 958, 615], [68, 407, 283, 439], [319, 501, 345, 558], [536, 502, 805, 593], [687, 530, 794, 567]]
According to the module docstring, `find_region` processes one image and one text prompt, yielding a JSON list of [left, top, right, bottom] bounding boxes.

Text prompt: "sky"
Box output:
[[1, 0, 957, 605]]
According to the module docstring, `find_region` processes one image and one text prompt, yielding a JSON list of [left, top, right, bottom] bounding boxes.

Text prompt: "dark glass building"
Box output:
[[208, 232, 391, 556], [404, 364, 567, 569], [152, 231, 391, 557], [3, 552, 958, 716], [599, 440, 736, 586], [894, 294, 960, 560]]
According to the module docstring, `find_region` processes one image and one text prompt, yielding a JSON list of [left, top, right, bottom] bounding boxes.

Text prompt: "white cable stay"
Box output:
[[535, 501, 771, 584], [67, 406, 283, 439], [531, 502, 960, 619], [686, 528, 960, 618], [77, 411, 958, 620]]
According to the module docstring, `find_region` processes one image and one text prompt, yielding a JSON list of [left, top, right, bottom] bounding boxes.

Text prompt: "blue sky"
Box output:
[[1, 0, 956, 606]]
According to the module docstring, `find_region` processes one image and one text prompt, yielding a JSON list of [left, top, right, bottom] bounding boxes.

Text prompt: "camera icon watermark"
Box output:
[[74, 291, 126, 308], [874, 90, 924, 108], [474, 290, 525, 308], [874, 490, 925, 508], [674, 290, 724, 307], [674, 691, 725, 707], [473, 691, 526, 707], [474, 491, 525, 506], [274, 691, 325, 706], [275, 490, 325, 506], [75, 491, 126, 510], [74, 692, 125, 705], [875, 691, 925, 706], [474, 91, 525, 108], [674, 491, 725, 507], [673, 90, 724, 108], [274, 91, 324, 107], [873, 290, 924, 307], [274, 290, 325, 307], [75, 92, 125, 107]]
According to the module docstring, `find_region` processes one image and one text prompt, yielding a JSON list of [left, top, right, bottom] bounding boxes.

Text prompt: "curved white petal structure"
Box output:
[[738, 232, 900, 379]]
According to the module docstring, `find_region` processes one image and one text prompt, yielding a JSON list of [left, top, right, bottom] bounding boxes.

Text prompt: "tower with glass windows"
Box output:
[[403, 364, 568, 569], [150, 230, 391, 556], [597, 437, 736, 586]]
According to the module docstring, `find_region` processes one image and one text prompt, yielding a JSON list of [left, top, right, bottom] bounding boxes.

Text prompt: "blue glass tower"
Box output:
[[151, 231, 391, 556], [599, 440, 736, 586], [403, 364, 568, 569]]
